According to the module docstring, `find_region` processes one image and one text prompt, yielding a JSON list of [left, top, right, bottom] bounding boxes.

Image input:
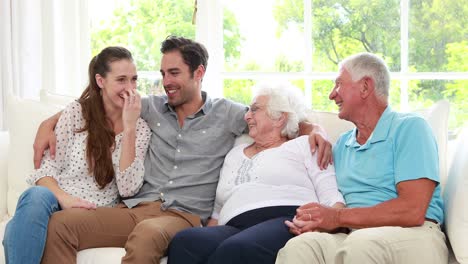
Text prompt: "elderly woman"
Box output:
[[167, 82, 344, 264]]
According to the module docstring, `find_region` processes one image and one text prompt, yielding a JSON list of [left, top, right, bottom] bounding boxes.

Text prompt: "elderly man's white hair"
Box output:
[[339, 52, 390, 102], [253, 81, 308, 139]]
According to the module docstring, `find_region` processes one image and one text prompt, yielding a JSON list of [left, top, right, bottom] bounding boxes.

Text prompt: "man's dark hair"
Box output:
[[161, 36, 209, 74]]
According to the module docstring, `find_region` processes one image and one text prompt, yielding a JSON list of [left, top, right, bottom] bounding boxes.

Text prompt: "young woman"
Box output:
[[2, 46, 151, 264]]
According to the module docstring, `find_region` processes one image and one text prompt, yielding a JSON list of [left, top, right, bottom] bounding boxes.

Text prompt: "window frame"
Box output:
[[196, 0, 468, 111]]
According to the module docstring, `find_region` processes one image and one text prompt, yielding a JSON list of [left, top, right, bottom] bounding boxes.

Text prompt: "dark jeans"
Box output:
[[167, 206, 298, 264]]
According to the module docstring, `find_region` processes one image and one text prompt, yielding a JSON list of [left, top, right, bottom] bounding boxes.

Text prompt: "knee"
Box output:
[[277, 233, 340, 264], [336, 233, 388, 261], [47, 210, 79, 240], [22, 186, 54, 200], [215, 236, 255, 256], [131, 220, 172, 251], [47, 211, 67, 235], [168, 228, 209, 263], [18, 186, 58, 210], [170, 228, 199, 249], [279, 236, 308, 255], [9, 187, 58, 224]]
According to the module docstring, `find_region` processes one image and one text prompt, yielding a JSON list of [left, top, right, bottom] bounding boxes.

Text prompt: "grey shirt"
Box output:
[[123, 91, 248, 221]]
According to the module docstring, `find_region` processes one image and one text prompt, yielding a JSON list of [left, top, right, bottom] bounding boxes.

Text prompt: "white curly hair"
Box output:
[[252, 81, 308, 139]]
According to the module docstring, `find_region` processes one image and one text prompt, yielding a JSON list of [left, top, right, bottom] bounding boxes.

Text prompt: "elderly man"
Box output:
[[276, 52, 448, 264]]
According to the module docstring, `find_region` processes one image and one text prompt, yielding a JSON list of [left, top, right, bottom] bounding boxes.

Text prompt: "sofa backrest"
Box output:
[[0, 132, 9, 219], [5, 96, 450, 217], [414, 100, 450, 188], [6, 94, 73, 215], [443, 125, 468, 263]]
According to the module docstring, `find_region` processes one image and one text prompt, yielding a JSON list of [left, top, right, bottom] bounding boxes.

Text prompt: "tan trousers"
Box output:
[[41, 201, 200, 264], [276, 221, 448, 264]]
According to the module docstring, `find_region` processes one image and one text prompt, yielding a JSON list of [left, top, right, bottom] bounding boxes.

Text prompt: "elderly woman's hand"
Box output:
[[285, 215, 320, 235], [308, 129, 333, 170]]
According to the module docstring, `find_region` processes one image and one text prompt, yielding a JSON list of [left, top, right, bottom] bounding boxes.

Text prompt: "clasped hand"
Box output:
[[285, 202, 341, 235]]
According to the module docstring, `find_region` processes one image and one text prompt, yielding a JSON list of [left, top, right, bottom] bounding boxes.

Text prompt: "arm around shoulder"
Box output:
[[33, 111, 62, 168]]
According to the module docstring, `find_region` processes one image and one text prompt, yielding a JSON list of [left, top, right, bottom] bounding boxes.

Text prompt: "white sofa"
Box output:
[[0, 94, 466, 264]]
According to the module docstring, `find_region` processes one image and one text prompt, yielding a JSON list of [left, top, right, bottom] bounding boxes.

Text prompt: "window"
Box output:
[[219, 0, 467, 132], [89, 0, 196, 95], [88, 0, 468, 132]]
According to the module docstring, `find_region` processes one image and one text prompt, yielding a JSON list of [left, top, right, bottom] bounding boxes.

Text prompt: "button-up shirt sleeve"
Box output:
[[227, 100, 249, 136]]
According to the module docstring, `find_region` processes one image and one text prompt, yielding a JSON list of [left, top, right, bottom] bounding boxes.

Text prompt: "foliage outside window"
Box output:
[[90, 0, 196, 96], [89, 0, 467, 132]]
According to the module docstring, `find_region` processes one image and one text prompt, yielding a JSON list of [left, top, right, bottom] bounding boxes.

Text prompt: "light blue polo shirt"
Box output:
[[333, 106, 444, 224]]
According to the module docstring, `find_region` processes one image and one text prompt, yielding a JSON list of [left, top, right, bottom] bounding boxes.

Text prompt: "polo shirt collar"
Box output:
[[345, 106, 394, 150], [163, 91, 212, 117]]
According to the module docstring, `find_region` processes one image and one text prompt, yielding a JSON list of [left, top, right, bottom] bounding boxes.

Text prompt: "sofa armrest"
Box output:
[[0, 131, 9, 219], [443, 126, 468, 263]]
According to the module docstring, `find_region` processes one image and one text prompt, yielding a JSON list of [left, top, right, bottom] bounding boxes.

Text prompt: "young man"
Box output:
[[276, 52, 448, 264], [33, 36, 331, 263]]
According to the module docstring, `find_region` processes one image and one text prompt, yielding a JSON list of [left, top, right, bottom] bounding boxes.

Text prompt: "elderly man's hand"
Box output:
[[286, 202, 342, 235], [285, 215, 321, 235], [308, 130, 333, 170]]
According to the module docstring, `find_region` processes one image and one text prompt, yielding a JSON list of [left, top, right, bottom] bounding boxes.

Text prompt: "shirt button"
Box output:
[[169, 181, 173, 184], [173, 165, 178, 169], [178, 134, 182, 138], [157, 123, 160, 126], [177, 149, 181, 152], [202, 130, 206, 134]]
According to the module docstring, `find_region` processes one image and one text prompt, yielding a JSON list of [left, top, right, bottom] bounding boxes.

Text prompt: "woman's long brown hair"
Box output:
[[77, 46, 133, 189]]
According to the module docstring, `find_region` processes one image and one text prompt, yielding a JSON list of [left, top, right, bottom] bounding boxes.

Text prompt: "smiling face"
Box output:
[[160, 50, 203, 108], [244, 95, 279, 140], [97, 59, 137, 111], [329, 67, 363, 122]]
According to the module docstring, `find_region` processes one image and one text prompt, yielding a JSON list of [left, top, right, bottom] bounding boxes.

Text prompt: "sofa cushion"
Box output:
[[76, 248, 168, 264], [6, 96, 66, 215], [306, 111, 355, 144], [77, 248, 125, 263], [416, 100, 450, 189], [443, 126, 468, 263], [0, 132, 9, 219]]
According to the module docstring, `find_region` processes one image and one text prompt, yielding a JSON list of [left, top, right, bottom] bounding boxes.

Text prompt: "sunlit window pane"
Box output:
[[409, 0, 468, 72], [311, 80, 336, 111], [310, 0, 401, 72], [223, 79, 308, 107], [87, 0, 467, 132], [89, 0, 195, 72], [88, 0, 194, 95], [389, 80, 401, 110], [223, 80, 255, 105], [409, 80, 467, 130], [223, 0, 306, 72]]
